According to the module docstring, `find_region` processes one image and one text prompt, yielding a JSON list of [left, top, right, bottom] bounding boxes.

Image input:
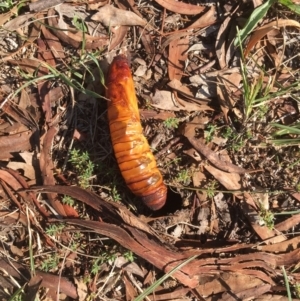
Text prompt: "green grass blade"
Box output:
[[282, 266, 292, 301], [271, 123, 300, 136], [234, 0, 276, 46], [279, 0, 300, 14], [86, 53, 105, 86]]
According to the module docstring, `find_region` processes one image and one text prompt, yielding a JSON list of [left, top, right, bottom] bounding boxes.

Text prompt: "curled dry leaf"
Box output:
[[168, 36, 189, 81], [39, 127, 67, 217], [0, 130, 32, 160], [7, 162, 36, 180], [2, 13, 34, 31], [258, 236, 300, 253], [91, 4, 147, 27], [187, 136, 247, 174], [244, 19, 300, 57], [187, 5, 217, 30], [152, 90, 212, 112], [215, 15, 232, 69], [47, 8, 108, 50], [154, 0, 206, 15]]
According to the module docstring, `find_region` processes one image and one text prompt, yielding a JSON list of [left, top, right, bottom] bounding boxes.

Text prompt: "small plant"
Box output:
[[110, 185, 121, 202], [40, 254, 60, 272], [176, 169, 191, 185], [206, 180, 217, 198], [241, 66, 264, 121], [69, 149, 95, 188], [222, 126, 235, 140], [231, 136, 246, 152], [45, 224, 65, 236], [123, 250, 135, 262], [294, 283, 300, 299], [72, 15, 87, 32], [62, 195, 75, 206], [164, 117, 179, 129], [258, 205, 275, 229], [205, 124, 217, 142], [91, 252, 117, 275], [223, 128, 251, 152], [0, 0, 13, 12]]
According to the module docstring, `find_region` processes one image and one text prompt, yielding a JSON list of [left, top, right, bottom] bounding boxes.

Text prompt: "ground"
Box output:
[[0, 0, 300, 300]]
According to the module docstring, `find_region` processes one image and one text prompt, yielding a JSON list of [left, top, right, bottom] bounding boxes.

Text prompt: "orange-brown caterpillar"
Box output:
[[106, 55, 167, 210]]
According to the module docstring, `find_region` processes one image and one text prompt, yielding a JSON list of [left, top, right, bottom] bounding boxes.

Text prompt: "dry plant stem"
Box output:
[[29, 0, 66, 12]]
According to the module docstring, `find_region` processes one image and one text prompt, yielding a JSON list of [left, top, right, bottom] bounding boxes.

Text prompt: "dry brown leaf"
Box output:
[[168, 78, 192, 94], [168, 36, 189, 81], [245, 19, 300, 57], [255, 294, 299, 301], [2, 11, 34, 29], [47, 8, 108, 50], [109, 26, 129, 51], [0, 130, 32, 160], [168, 79, 212, 107], [240, 200, 286, 243], [0, 169, 23, 191], [61, 218, 200, 288], [195, 273, 265, 296], [123, 273, 137, 301], [115, 257, 144, 277], [221, 284, 272, 301], [152, 90, 212, 112], [187, 136, 246, 174], [217, 72, 242, 121], [91, 4, 147, 27], [8, 58, 44, 75], [215, 15, 232, 69], [258, 236, 300, 253], [187, 5, 217, 29], [74, 278, 88, 301], [29, 185, 199, 287], [139, 109, 175, 120], [275, 213, 300, 232], [41, 25, 65, 60], [39, 127, 67, 216], [154, 0, 206, 15], [6, 162, 36, 180], [205, 165, 241, 190], [138, 28, 155, 54]]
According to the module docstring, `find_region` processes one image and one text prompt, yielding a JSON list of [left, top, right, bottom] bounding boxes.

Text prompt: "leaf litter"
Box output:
[[0, 0, 300, 300]]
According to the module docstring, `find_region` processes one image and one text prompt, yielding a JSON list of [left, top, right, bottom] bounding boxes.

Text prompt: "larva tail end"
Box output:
[[140, 186, 167, 211]]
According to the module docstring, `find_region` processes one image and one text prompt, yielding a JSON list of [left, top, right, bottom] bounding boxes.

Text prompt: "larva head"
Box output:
[[140, 185, 167, 211], [106, 54, 131, 85]]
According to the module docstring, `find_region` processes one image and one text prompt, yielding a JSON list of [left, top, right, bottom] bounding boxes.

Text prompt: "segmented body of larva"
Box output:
[[106, 55, 167, 210]]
